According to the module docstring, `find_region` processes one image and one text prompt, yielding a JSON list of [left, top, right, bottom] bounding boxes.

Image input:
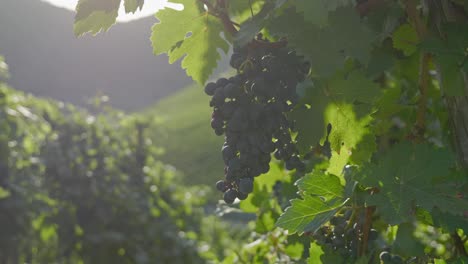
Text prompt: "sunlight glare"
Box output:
[[40, 0, 169, 22]]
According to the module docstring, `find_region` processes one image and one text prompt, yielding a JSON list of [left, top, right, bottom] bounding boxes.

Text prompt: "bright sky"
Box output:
[[40, 0, 168, 22]]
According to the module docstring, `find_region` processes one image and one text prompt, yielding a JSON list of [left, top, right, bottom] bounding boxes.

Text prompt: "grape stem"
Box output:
[[359, 206, 375, 256], [452, 231, 468, 257], [197, 0, 238, 34], [405, 0, 430, 140]]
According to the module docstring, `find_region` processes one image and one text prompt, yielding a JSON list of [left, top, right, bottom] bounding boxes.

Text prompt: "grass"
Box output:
[[143, 84, 224, 186]]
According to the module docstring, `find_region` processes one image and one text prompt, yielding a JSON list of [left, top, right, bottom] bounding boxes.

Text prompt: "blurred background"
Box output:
[[0, 1, 248, 263]]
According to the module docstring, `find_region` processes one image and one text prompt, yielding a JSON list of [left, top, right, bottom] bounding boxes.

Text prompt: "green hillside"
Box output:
[[144, 84, 224, 185]]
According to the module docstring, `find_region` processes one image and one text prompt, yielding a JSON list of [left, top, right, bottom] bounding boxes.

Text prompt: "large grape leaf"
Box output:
[[276, 171, 351, 234], [269, 7, 377, 77], [357, 143, 468, 225], [151, 0, 230, 84], [295, 0, 351, 27]]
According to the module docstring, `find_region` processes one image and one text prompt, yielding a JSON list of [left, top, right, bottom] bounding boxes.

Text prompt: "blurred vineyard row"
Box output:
[[0, 56, 240, 264]]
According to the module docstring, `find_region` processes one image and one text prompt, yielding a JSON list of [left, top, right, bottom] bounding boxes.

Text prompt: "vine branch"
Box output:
[[405, 0, 430, 139]]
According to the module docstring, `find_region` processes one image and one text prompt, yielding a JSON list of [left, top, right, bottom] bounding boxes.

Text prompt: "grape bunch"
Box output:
[[206, 39, 310, 204], [312, 210, 380, 261]]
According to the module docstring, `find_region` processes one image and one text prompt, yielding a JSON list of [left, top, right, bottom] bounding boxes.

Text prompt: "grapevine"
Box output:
[[69, 0, 468, 263]]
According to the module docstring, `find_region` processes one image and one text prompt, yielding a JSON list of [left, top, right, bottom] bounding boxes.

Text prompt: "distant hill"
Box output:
[[0, 0, 192, 111], [145, 84, 224, 185]]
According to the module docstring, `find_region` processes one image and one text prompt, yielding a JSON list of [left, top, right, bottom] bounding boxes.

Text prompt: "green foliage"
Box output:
[[295, 0, 351, 27], [269, 6, 376, 77], [0, 73, 236, 263], [422, 24, 468, 96], [392, 23, 419, 56]]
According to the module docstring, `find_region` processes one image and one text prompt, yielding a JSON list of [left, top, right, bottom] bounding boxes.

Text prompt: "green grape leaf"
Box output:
[[284, 242, 304, 259], [307, 242, 325, 264], [296, 171, 344, 201], [124, 0, 144, 13], [327, 70, 381, 105], [366, 45, 396, 78], [392, 24, 420, 56], [74, 0, 121, 36], [289, 102, 327, 155], [325, 103, 373, 153], [422, 24, 468, 96], [276, 171, 353, 234], [151, 0, 230, 84], [432, 207, 468, 233], [75, 0, 121, 21], [275, 196, 345, 234], [357, 143, 467, 225], [295, 0, 351, 27], [327, 150, 350, 178], [393, 222, 425, 257], [308, 242, 346, 264]]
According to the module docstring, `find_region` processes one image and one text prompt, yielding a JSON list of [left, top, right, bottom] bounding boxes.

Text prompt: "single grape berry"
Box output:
[[216, 180, 227, 192], [237, 192, 248, 200], [223, 189, 238, 204], [239, 177, 254, 194], [204, 82, 217, 96], [379, 251, 392, 262], [368, 229, 379, 241]]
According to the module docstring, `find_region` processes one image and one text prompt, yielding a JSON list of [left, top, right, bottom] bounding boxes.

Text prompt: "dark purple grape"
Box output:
[[238, 177, 253, 194], [204, 82, 218, 96], [216, 180, 227, 192], [223, 189, 238, 204]]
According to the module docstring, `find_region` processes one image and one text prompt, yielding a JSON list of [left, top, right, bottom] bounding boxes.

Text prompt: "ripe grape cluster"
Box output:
[[207, 40, 310, 204], [312, 210, 380, 260]]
